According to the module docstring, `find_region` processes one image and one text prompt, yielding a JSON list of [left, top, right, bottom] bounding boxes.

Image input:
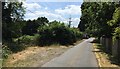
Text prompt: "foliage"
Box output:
[[107, 7, 120, 42], [2, 45, 11, 59], [14, 34, 40, 46], [16, 35, 34, 45], [36, 17, 49, 26], [2, 41, 25, 53], [113, 27, 120, 43], [2, 2, 27, 55], [22, 17, 49, 35], [78, 2, 119, 37], [114, 27, 120, 38], [69, 28, 83, 40], [38, 21, 82, 45], [107, 7, 120, 27], [2, 2, 83, 57], [2, 2, 25, 40]]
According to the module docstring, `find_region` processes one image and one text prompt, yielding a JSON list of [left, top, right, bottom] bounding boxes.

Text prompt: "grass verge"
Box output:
[[3, 39, 83, 67], [93, 43, 120, 68]]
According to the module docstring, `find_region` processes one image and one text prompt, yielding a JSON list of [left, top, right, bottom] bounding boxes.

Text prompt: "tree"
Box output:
[[107, 7, 120, 38], [37, 21, 82, 45], [22, 17, 49, 35], [2, 2, 25, 41], [36, 17, 49, 26], [78, 2, 118, 37]]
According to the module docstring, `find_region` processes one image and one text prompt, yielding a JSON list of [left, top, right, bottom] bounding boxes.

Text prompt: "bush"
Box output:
[[5, 35, 40, 53], [33, 34, 40, 45], [7, 42, 26, 53], [2, 34, 40, 55], [52, 24, 76, 45], [17, 35, 32, 44], [113, 27, 120, 43], [2, 45, 11, 59], [14, 35, 40, 46], [38, 23, 55, 45], [70, 28, 83, 40], [38, 21, 83, 45]]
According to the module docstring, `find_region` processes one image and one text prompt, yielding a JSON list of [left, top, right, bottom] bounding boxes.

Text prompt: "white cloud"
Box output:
[[23, 2, 63, 21], [24, 10, 64, 22], [23, 2, 41, 10], [36, 11, 64, 21], [45, 7, 48, 10], [55, 5, 81, 15], [24, 2, 81, 27], [71, 18, 80, 27]]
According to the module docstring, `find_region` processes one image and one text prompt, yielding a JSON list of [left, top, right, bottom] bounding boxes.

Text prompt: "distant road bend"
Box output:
[[42, 38, 98, 67]]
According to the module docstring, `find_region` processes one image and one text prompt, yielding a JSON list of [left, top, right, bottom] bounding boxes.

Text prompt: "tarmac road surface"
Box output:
[[42, 38, 98, 67]]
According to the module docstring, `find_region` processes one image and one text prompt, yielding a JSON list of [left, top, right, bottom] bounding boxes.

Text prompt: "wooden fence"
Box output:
[[100, 37, 120, 62]]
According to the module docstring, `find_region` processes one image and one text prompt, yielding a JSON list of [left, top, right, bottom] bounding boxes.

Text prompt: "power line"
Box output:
[[25, 2, 62, 22], [27, 9, 38, 16]]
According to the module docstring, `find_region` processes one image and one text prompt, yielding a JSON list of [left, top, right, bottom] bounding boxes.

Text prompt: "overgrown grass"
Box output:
[[3, 39, 83, 67]]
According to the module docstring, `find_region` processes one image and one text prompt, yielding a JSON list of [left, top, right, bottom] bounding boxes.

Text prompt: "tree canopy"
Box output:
[[78, 2, 120, 38], [2, 2, 25, 40]]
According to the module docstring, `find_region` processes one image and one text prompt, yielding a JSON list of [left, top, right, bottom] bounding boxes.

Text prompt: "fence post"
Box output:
[[112, 39, 117, 57], [102, 35, 106, 47], [100, 37, 102, 44], [117, 37, 120, 62], [105, 37, 112, 54], [105, 38, 108, 52], [112, 37, 119, 61]]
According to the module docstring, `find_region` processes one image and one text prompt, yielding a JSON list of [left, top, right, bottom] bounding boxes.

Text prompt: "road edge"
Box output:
[[93, 43, 102, 67]]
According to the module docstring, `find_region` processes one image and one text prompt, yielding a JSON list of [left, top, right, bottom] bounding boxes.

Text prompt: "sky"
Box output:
[[23, 1, 83, 27]]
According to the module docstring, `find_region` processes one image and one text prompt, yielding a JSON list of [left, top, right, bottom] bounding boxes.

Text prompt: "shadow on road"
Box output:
[[92, 50, 102, 52]]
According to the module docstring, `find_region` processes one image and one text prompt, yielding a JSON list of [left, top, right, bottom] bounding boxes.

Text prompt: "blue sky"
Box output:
[[23, 1, 83, 27]]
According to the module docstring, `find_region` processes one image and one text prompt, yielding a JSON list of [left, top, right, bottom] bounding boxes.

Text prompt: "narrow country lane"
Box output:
[[42, 38, 98, 67]]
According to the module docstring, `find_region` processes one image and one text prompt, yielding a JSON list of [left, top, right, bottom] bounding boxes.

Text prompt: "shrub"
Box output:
[[2, 45, 11, 59], [113, 27, 120, 43], [17, 35, 32, 44], [14, 35, 40, 46], [7, 42, 26, 53], [33, 34, 40, 45], [38, 21, 83, 45], [38, 25, 54, 45], [70, 28, 83, 40], [52, 24, 76, 45]]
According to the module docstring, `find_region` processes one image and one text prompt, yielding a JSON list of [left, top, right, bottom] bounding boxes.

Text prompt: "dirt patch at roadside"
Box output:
[[93, 43, 120, 67], [3, 45, 73, 67], [3, 40, 83, 67]]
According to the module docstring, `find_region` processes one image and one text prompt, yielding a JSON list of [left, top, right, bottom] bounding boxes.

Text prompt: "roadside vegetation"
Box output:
[[93, 40, 120, 67], [2, 2, 83, 64], [2, 1, 120, 67], [78, 2, 120, 39]]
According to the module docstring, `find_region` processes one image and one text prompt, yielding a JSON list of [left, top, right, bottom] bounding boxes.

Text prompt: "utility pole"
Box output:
[[68, 15, 72, 28]]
